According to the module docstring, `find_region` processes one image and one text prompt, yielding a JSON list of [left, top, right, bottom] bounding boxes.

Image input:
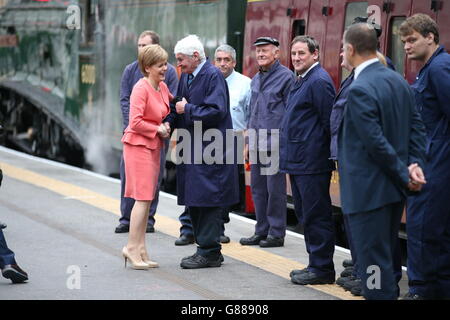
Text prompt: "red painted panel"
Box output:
[[306, 1, 328, 60], [436, 2, 450, 54], [322, 0, 350, 88], [243, 0, 294, 77], [243, 0, 310, 77]]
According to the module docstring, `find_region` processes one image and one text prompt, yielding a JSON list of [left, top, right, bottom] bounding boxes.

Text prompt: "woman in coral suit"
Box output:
[[121, 44, 171, 269]]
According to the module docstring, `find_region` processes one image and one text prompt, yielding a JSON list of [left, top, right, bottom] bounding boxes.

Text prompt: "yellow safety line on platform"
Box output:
[[0, 161, 361, 300]]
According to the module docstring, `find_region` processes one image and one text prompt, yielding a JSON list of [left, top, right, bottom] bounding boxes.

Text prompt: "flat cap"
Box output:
[[253, 36, 279, 47]]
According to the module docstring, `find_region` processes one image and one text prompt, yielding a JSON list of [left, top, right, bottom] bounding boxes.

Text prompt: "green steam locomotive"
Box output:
[[0, 0, 246, 174]]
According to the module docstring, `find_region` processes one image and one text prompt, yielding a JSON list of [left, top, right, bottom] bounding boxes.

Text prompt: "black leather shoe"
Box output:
[[0, 221, 6, 229], [291, 271, 335, 285], [290, 268, 309, 278], [336, 275, 357, 287], [114, 223, 129, 233], [220, 235, 230, 243], [401, 292, 426, 300], [239, 234, 267, 246], [1, 264, 28, 283], [182, 253, 224, 263], [180, 254, 222, 269], [340, 266, 354, 278], [350, 282, 362, 296], [342, 259, 354, 268], [343, 278, 361, 292], [146, 225, 155, 233], [259, 235, 284, 248], [175, 234, 195, 246]]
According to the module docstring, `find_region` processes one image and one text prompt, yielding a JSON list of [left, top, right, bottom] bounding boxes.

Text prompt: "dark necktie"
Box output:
[[187, 73, 194, 88]]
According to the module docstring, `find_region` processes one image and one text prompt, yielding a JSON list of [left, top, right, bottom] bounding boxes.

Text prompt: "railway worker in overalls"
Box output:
[[400, 14, 450, 300], [239, 37, 295, 248], [115, 30, 178, 234], [280, 36, 337, 285], [214, 44, 252, 244], [169, 35, 239, 269]]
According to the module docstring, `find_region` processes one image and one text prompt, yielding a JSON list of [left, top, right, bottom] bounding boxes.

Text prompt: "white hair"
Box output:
[[174, 35, 206, 61]]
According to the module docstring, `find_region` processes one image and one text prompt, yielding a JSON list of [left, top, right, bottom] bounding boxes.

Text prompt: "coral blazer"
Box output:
[[122, 78, 171, 150]]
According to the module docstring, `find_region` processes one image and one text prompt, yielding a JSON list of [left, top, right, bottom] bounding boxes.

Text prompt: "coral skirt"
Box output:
[[123, 140, 161, 201]]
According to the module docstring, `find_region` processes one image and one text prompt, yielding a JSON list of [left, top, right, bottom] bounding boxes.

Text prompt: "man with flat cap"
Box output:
[[240, 37, 295, 248]]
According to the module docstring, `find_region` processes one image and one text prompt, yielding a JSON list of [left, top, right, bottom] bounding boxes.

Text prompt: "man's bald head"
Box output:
[[344, 23, 378, 56]]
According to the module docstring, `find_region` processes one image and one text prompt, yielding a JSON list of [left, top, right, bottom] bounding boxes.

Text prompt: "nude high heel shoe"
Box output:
[[141, 252, 159, 268], [122, 247, 149, 270]]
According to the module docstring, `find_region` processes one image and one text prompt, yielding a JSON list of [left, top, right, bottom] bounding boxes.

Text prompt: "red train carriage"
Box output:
[[241, 0, 450, 237]]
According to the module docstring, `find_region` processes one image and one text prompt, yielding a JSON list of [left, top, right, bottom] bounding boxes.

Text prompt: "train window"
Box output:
[[341, 2, 368, 80], [344, 2, 368, 28], [388, 17, 406, 76], [292, 19, 305, 38]]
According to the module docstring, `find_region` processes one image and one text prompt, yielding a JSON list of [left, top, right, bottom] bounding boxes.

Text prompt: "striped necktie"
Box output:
[[187, 73, 194, 88]]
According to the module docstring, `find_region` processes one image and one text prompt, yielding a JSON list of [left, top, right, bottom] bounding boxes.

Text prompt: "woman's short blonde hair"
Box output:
[[138, 44, 168, 76], [376, 51, 387, 67]]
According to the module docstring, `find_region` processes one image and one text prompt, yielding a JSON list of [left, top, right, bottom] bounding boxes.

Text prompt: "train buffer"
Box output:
[[0, 146, 409, 302]]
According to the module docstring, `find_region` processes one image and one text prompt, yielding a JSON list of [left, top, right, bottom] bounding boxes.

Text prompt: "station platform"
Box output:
[[0, 146, 409, 301]]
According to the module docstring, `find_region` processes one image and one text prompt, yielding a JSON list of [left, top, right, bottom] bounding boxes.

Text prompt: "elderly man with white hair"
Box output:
[[166, 35, 239, 269]]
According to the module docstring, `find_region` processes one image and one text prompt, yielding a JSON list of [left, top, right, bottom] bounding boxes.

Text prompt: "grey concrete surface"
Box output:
[[0, 147, 409, 300], [0, 148, 337, 300]]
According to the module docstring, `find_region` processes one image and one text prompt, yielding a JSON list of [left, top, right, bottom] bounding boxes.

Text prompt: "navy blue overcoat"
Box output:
[[169, 60, 239, 207]]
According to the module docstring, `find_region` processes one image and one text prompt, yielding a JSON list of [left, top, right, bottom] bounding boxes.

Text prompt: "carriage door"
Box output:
[[430, 1, 450, 54], [285, 0, 308, 72], [306, 0, 332, 68], [326, 0, 370, 88]]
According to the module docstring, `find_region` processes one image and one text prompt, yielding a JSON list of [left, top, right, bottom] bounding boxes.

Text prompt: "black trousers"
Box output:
[[290, 173, 335, 277], [189, 206, 222, 258], [348, 201, 403, 300]]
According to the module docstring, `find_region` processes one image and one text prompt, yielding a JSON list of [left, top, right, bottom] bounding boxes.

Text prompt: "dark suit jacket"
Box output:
[[280, 63, 336, 174], [168, 60, 239, 207], [338, 61, 426, 214]]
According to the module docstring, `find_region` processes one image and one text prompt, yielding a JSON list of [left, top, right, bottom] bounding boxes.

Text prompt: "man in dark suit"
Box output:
[[0, 168, 28, 284], [280, 36, 336, 285], [338, 23, 427, 300], [169, 35, 239, 269]]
